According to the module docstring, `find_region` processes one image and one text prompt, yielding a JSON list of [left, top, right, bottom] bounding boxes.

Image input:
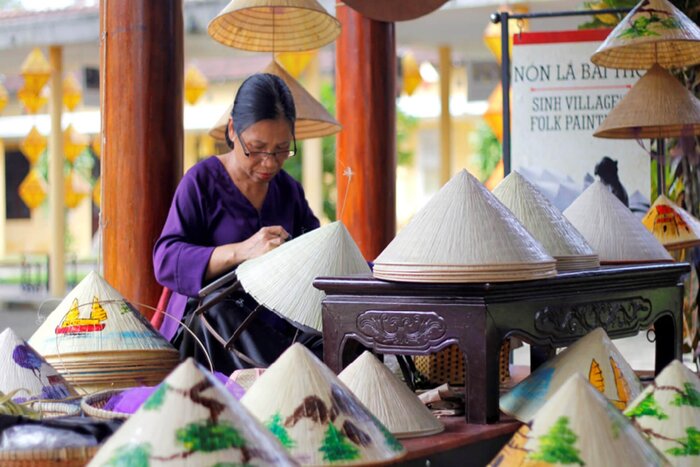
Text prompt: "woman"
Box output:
[[153, 73, 321, 374]]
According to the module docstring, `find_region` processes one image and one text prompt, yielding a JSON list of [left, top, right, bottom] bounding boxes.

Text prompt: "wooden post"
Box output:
[[302, 53, 323, 219], [49, 45, 65, 297], [439, 45, 452, 185], [336, 4, 396, 260], [100, 0, 183, 317]]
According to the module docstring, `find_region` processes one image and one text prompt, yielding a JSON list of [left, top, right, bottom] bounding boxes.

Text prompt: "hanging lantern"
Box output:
[[18, 169, 47, 210], [92, 176, 101, 206], [62, 74, 82, 111], [483, 6, 529, 64], [63, 124, 88, 164], [275, 50, 316, 79], [184, 65, 208, 105], [401, 52, 422, 96], [483, 84, 505, 142], [91, 134, 101, 159], [18, 84, 48, 114], [0, 83, 7, 114], [21, 48, 51, 94], [64, 170, 89, 209], [20, 126, 47, 165]]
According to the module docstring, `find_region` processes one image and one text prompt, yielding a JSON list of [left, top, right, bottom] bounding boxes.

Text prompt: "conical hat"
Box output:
[[0, 328, 77, 402], [563, 181, 673, 263], [208, 0, 340, 52], [241, 344, 406, 465], [338, 351, 443, 439], [28, 271, 176, 357], [591, 0, 700, 70], [492, 171, 599, 271], [373, 169, 556, 282], [88, 358, 297, 467], [208, 102, 232, 142], [625, 360, 700, 466], [237, 221, 370, 332], [500, 328, 643, 422], [643, 195, 700, 250], [491, 374, 669, 466], [594, 64, 700, 139]]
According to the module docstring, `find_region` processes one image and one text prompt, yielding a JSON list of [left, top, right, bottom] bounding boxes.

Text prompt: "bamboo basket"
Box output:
[[80, 389, 129, 420], [0, 445, 99, 467]]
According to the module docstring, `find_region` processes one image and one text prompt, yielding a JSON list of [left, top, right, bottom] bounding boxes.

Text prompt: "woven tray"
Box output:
[[0, 445, 99, 467], [80, 390, 129, 420]]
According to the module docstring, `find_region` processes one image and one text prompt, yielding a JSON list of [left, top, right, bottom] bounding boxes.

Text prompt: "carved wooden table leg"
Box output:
[[322, 303, 346, 374]]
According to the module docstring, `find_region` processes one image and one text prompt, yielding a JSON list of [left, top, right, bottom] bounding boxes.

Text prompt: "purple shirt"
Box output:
[[153, 156, 320, 340]]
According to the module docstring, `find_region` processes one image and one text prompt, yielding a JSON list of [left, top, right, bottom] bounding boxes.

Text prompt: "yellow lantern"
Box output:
[[20, 126, 47, 165], [483, 6, 529, 64], [21, 48, 51, 94], [64, 171, 89, 209], [91, 134, 101, 159], [62, 74, 82, 111], [275, 50, 316, 79], [184, 65, 208, 105], [0, 83, 7, 114], [18, 169, 47, 210], [401, 52, 422, 96], [18, 85, 48, 114], [483, 84, 505, 143], [92, 176, 101, 206], [63, 124, 88, 164]]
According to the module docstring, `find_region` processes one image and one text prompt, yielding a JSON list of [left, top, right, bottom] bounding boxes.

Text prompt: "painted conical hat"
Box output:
[[88, 358, 297, 467], [338, 351, 443, 439], [373, 169, 556, 282], [563, 181, 673, 264], [28, 271, 176, 357], [492, 171, 599, 271], [500, 327, 643, 423], [591, 0, 700, 70], [625, 360, 700, 466], [241, 344, 406, 465], [237, 221, 370, 332], [208, 0, 341, 52], [491, 374, 669, 466], [0, 328, 77, 402], [593, 64, 700, 139], [643, 195, 700, 250]]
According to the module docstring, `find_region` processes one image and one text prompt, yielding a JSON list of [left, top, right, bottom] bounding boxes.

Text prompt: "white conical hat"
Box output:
[[563, 181, 673, 264], [241, 344, 406, 465], [492, 171, 599, 271], [373, 169, 556, 282], [237, 222, 370, 332], [491, 374, 669, 466], [625, 360, 700, 466], [29, 271, 175, 357], [89, 358, 297, 466], [500, 328, 642, 423], [338, 351, 443, 439], [0, 328, 77, 402], [643, 195, 700, 250]]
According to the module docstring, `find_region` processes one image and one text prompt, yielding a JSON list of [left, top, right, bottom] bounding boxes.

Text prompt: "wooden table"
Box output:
[[315, 263, 689, 424]]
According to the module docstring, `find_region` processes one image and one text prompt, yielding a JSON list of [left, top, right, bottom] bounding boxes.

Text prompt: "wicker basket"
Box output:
[[0, 445, 99, 467], [80, 390, 129, 420], [414, 341, 512, 385]]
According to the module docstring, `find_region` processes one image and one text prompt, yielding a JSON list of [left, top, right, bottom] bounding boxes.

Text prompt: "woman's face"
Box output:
[[228, 118, 293, 184]]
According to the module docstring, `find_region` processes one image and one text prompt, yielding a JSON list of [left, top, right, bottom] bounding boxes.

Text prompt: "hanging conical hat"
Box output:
[[208, 0, 341, 52], [29, 271, 176, 357], [373, 169, 556, 282], [500, 327, 643, 423], [563, 181, 673, 263], [209, 102, 233, 142], [237, 221, 369, 332], [594, 64, 700, 139], [338, 351, 443, 439], [0, 328, 77, 402], [88, 358, 297, 467], [624, 360, 700, 466], [492, 171, 599, 271], [591, 0, 700, 70], [491, 374, 669, 466], [241, 344, 406, 465], [643, 195, 700, 250]]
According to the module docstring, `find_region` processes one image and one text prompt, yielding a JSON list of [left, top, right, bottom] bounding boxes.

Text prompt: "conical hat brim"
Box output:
[[591, 0, 700, 69], [594, 64, 700, 139], [563, 181, 673, 263], [241, 344, 406, 465], [207, 0, 341, 52], [642, 194, 700, 249], [500, 328, 642, 423]]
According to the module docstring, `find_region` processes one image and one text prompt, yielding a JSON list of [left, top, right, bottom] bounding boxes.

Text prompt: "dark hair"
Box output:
[[225, 73, 296, 149]]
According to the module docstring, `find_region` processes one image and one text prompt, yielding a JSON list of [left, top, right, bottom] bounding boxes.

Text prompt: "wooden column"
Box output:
[[49, 46, 66, 297], [101, 0, 183, 317], [336, 5, 396, 260], [439, 45, 452, 185], [302, 54, 323, 219]]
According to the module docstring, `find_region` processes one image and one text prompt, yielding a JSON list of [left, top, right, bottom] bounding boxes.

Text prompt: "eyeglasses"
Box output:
[[237, 133, 296, 161]]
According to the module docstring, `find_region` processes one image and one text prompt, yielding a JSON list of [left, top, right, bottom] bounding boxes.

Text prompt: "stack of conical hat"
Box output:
[[88, 358, 297, 467], [500, 327, 643, 423], [241, 344, 406, 465], [643, 195, 700, 250], [373, 169, 557, 282], [490, 374, 669, 466], [624, 360, 700, 466], [28, 271, 180, 394], [236, 221, 370, 332], [338, 351, 443, 439], [563, 181, 673, 264], [492, 171, 600, 272]]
